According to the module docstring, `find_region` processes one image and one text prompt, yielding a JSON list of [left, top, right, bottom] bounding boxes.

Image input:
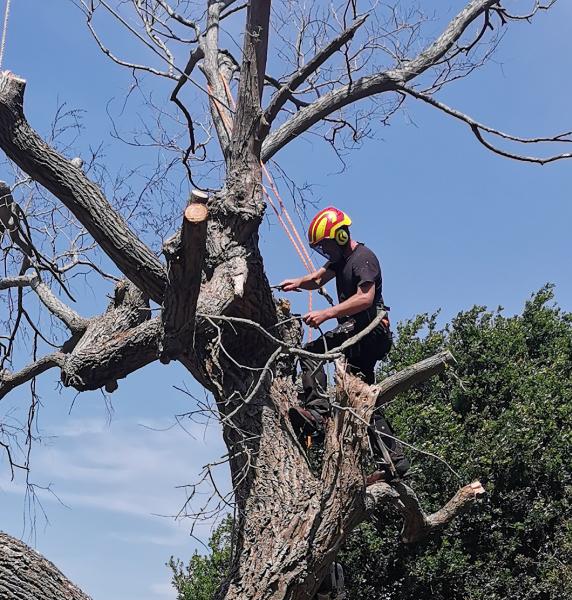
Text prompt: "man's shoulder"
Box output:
[[352, 243, 380, 263]]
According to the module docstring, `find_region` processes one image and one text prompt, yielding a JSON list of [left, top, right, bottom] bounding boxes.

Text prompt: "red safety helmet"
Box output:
[[308, 206, 352, 248]]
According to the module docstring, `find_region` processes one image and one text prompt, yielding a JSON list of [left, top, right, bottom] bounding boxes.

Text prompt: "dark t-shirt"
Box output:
[[325, 243, 384, 328]]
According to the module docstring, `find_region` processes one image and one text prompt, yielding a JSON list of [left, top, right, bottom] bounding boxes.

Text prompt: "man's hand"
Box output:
[[278, 278, 303, 292], [303, 309, 333, 329]]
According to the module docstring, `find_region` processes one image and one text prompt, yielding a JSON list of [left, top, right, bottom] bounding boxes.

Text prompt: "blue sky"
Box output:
[[0, 1, 571, 599]]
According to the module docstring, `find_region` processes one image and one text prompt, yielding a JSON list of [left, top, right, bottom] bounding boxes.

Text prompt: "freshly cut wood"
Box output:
[[185, 202, 208, 223], [160, 197, 209, 363]]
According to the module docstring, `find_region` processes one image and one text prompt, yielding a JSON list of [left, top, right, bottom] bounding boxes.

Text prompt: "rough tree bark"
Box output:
[[0, 0, 566, 598], [0, 532, 91, 600]]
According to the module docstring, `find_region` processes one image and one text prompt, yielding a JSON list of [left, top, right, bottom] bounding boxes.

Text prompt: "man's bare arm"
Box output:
[[280, 267, 335, 291], [304, 282, 375, 328]]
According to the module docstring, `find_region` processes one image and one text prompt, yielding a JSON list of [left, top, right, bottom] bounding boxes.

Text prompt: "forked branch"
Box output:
[[261, 0, 500, 161], [366, 480, 486, 543], [263, 15, 368, 130], [400, 85, 572, 164]]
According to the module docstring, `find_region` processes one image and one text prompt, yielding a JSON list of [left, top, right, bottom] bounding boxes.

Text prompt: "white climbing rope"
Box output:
[[0, 0, 12, 71]]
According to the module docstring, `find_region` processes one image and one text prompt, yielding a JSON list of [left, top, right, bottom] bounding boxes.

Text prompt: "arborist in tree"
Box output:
[[279, 206, 409, 483]]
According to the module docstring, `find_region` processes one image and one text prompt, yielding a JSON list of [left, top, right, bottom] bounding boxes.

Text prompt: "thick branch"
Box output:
[[1, 280, 157, 399], [61, 280, 154, 392], [0, 353, 65, 400], [261, 72, 398, 162], [366, 480, 486, 543], [262, 15, 368, 130], [261, 0, 500, 161], [161, 193, 208, 363], [229, 0, 272, 166], [62, 318, 161, 392], [0, 73, 167, 302], [375, 350, 456, 406]]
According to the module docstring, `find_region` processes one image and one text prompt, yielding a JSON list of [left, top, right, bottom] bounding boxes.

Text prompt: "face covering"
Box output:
[[313, 241, 343, 263]]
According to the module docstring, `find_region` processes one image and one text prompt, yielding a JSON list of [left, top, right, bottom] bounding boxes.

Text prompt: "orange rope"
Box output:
[[215, 75, 317, 337], [261, 163, 316, 271], [262, 184, 313, 272]]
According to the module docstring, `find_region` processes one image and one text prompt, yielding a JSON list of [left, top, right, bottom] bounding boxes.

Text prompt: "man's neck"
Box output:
[[342, 240, 358, 258]]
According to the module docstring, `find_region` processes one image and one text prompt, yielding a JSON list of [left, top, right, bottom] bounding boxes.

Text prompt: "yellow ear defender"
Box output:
[[335, 228, 349, 245]]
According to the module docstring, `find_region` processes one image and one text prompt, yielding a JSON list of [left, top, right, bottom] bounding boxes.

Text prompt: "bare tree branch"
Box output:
[[400, 85, 572, 164], [170, 46, 205, 156], [495, 0, 556, 22], [0, 271, 87, 332], [229, 0, 273, 167], [0, 180, 34, 258], [261, 0, 501, 161], [202, 309, 387, 361], [0, 353, 65, 401], [201, 0, 233, 155], [375, 350, 456, 406], [28, 275, 87, 334], [0, 73, 167, 302], [263, 15, 368, 130], [366, 480, 486, 543]]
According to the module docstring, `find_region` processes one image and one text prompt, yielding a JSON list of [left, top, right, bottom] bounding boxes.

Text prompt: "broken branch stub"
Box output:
[[160, 190, 209, 363], [366, 479, 486, 544]]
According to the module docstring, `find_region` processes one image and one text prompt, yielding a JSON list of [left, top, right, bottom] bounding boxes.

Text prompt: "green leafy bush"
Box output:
[[341, 285, 572, 600], [169, 515, 233, 600]]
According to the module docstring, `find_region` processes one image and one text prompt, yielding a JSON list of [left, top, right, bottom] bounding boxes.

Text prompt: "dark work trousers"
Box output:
[[299, 320, 408, 475], [298, 319, 391, 415]]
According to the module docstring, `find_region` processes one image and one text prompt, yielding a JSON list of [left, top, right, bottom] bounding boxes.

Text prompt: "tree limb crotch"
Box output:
[[366, 480, 486, 543]]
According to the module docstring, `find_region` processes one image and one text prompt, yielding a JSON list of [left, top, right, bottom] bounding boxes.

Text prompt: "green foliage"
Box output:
[[341, 285, 572, 600], [169, 515, 233, 600], [169, 287, 572, 600]]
